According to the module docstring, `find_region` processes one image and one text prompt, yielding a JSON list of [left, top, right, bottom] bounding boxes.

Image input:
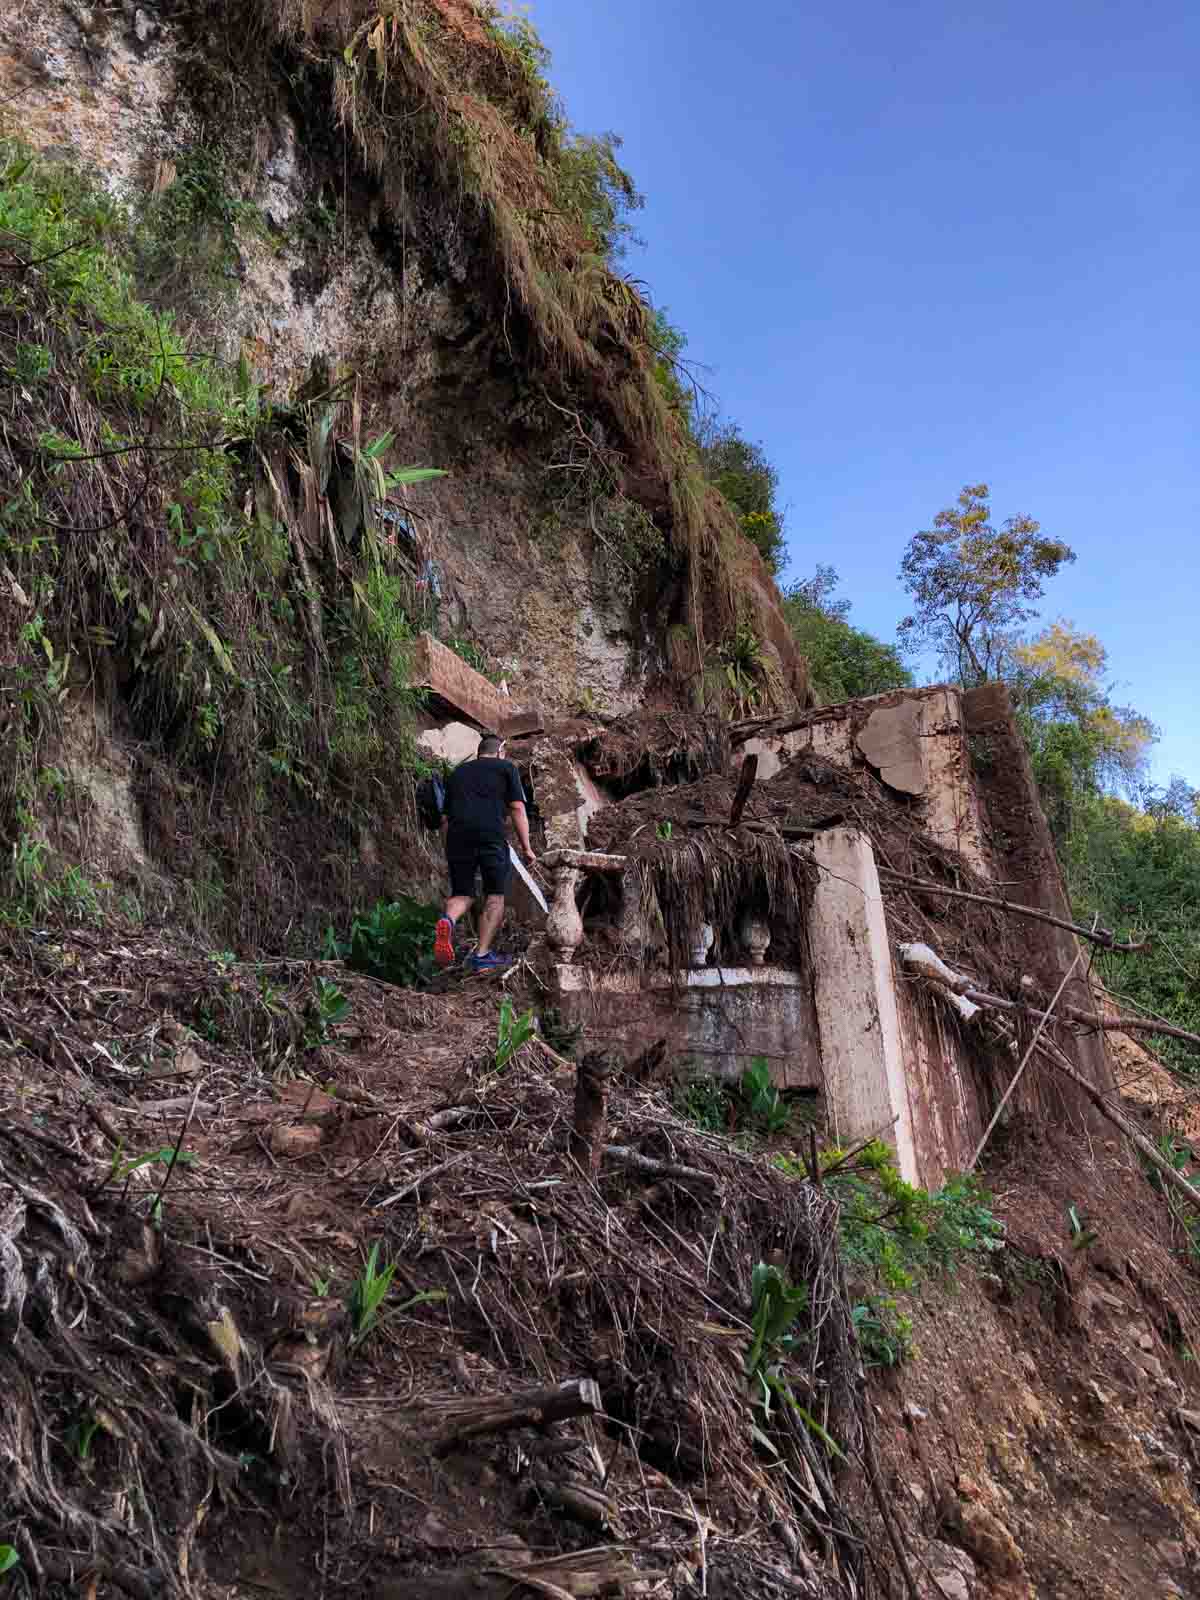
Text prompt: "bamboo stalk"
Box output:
[[1033, 1038, 1200, 1219], [969, 954, 1081, 1170]]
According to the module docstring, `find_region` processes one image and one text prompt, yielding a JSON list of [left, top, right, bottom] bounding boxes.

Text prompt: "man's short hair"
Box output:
[[478, 735, 503, 756]]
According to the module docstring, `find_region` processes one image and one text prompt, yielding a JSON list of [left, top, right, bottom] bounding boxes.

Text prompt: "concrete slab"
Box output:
[[410, 633, 539, 736], [417, 721, 481, 765], [856, 700, 925, 795]]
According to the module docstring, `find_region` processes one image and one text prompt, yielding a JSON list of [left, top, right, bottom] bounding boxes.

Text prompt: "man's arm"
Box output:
[[508, 800, 534, 861]]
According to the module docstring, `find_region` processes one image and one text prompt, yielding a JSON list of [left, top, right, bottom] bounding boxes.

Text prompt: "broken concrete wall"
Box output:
[[542, 685, 1117, 1189], [740, 686, 990, 877], [551, 964, 823, 1089]]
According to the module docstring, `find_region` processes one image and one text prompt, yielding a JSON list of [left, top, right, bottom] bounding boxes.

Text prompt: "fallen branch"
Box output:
[[1034, 1038, 1200, 1219], [897, 942, 981, 1024], [377, 1155, 467, 1208], [879, 869, 1148, 953], [861, 1421, 922, 1600], [602, 1145, 718, 1188], [953, 986, 1200, 1057], [907, 943, 1200, 1062], [431, 1378, 601, 1456], [1055, 1003, 1200, 1053], [728, 713, 816, 745]]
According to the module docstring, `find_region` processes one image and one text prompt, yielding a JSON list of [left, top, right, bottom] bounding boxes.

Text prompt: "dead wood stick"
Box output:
[[81, 1100, 121, 1147], [877, 869, 1148, 953], [729, 712, 815, 744], [421, 1105, 477, 1131], [532, 1473, 615, 1529], [569, 1052, 612, 1177], [1033, 1038, 1200, 1219], [861, 1420, 922, 1600], [431, 1378, 601, 1456], [729, 752, 759, 827], [1055, 1004, 1200, 1052], [969, 953, 1082, 1170], [675, 816, 826, 840], [481, 1550, 641, 1600], [377, 1154, 467, 1208], [601, 1145, 718, 1187], [152, 1085, 200, 1215]]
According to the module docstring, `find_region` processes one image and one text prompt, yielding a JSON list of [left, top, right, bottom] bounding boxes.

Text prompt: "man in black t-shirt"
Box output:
[[433, 735, 535, 973]]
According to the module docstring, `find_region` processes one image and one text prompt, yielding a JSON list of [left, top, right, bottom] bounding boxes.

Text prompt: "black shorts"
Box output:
[[446, 829, 511, 898]]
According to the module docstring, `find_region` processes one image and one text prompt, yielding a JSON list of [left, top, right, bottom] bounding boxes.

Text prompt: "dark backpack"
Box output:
[[416, 774, 445, 832]]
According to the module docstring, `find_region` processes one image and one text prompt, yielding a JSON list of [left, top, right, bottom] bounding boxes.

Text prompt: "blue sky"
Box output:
[[532, 0, 1198, 786]]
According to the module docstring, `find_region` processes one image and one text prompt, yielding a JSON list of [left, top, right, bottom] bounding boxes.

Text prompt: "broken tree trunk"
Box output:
[[569, 1052, 613, 1178], [729, 752, 759, 827], [431, 1378, 602, 1456]]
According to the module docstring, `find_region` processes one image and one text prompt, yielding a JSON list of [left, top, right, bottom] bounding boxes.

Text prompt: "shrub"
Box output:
[[332, 897, 440, 989], [851, 1297, 914, 1368]]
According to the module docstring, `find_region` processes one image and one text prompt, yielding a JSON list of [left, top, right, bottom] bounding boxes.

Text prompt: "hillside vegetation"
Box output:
[[0, 0, 814, 943]]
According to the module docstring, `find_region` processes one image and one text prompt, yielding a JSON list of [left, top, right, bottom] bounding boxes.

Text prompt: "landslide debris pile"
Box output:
[[0, 924, 893, 1599], [585, 748, 1023, 993]]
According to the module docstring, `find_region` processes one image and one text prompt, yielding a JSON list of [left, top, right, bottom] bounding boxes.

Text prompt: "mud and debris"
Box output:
[[0, 899, 1199, 1600], [0, 928, 870, 1599]]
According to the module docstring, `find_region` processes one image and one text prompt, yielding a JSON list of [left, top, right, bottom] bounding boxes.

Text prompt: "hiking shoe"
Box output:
[[433, 917, 456, 968], [467, 951, 511, 973]]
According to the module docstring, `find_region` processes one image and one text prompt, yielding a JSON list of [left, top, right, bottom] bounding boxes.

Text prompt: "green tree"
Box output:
[[783, 567, 913, 704], [695, 415, 785, 571], [647, 308, 693, 416], [897, 484, 1075, 684], [1064, 780, 1200, 1076], [1008, 619, 1157, 839]]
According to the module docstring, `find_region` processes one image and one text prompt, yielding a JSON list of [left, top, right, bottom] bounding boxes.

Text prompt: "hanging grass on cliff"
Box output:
[[263, 0, 808, 712], [0, 138, 444, 945]]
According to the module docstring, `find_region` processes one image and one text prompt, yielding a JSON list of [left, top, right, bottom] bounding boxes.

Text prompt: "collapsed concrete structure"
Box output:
[[419, 652, 1113, 1190]]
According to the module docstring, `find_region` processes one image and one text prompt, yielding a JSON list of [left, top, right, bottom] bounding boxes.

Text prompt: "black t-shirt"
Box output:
[[443, 758, 526, 837]]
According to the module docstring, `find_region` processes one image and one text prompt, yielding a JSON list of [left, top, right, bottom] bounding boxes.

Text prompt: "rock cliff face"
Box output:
[[2, 0, 801, 717]]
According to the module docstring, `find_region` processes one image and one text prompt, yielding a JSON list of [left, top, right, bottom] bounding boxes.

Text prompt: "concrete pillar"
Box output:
[[809, 827, 918, 1183]]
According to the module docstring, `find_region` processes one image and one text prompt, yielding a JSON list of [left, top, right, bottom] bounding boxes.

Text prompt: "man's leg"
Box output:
[[436, 834, 477, 967], [475, 893, 505, 957], [435, 895, 472, 968]]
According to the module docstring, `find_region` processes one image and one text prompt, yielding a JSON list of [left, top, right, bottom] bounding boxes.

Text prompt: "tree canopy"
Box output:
[[695, 414, 786, 572], [1008, 618, 1157, 838], [897, 484, 1075, 685]]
